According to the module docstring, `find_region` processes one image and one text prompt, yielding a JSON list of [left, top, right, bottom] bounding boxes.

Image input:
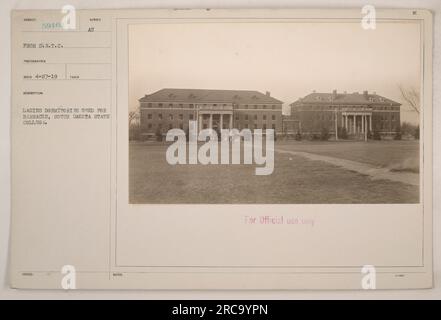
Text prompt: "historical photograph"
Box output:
[[128, 20, 421, 204]]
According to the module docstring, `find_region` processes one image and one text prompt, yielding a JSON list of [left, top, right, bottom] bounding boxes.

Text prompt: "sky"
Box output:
[[129, 21, 421, 124]]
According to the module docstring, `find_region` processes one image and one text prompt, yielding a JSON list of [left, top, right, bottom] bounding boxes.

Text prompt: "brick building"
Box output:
[[286, 90, 401, 139], [138, 88, 283, 138]]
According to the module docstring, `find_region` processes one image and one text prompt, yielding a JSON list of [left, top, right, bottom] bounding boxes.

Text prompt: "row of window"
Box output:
[[373, 115, 398, 121], [378, 123, 399, 130], [236, 114, 277, 121], [374, 106, 400, 111], [145, 113, 194, 120], [143, 103, 279, 110], [297, 114, 398, 121], [293, 106, 399, 111], [145, 123, 277, 130], [143, 113, 278, 121], [239, 105, 278, 110]]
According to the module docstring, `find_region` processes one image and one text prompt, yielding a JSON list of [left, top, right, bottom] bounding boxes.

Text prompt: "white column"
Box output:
[[364, 116, 368, 141], [369, 115, 372, 131], [229, 114, 233, 129], [353, 115, 356, 133], [220, 114, 223, 130], [209, 113, 213, 129], [362, 115, 365, 133], [345, 115, 348, 130], [198, 113, 202, 131]]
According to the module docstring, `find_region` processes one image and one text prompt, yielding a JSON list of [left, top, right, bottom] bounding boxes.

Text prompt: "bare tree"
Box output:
[[398, 85, 420, 114], [129, 110, 140, 125], [129, 109, 141, 140]]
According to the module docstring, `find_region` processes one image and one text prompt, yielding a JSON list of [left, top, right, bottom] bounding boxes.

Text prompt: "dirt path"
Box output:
[[275, 147, 419, 187]]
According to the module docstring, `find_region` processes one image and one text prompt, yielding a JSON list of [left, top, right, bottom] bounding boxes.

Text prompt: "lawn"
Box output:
[[129, 141, 419, 204], [277, 140, 420, 173]]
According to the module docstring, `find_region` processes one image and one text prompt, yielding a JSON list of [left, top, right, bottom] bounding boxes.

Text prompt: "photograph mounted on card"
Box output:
[[9, 8, 432, 290]]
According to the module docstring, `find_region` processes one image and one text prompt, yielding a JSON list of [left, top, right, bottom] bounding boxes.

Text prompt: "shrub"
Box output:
[[338, 126, 348, 139], [295, 130, 302, 141], [367, 130, 373, 140], [320, 127, 330, 141], [129, 123, 141, 141], [401, 122, 418, 137], [414, 126, 420, 140], [373, 130, 381, 140], [155, 127, 163, 142], [394, 131, 402, 140]]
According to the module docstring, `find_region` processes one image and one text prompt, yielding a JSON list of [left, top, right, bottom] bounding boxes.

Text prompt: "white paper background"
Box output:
[[0, 0, 440, 299]]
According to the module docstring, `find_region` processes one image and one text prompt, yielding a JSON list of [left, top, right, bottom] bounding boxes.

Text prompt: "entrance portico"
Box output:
[[342, 112, 372, 134], [197, 104, 234, 131]]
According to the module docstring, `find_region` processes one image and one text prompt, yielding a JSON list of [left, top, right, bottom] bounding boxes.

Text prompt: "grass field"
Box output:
[[129, 140, 419, 204], [277, 140, 420, 173]]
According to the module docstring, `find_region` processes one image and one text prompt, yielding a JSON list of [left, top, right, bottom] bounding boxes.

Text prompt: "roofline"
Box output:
[[139, 99, 284, 104], [290, 101, 401, 106], [139, 88, 284, 104]]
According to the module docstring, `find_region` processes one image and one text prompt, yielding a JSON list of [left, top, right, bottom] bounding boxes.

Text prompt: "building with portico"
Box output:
[[138, 88, 283, 139], [287, 90, 401, 139]]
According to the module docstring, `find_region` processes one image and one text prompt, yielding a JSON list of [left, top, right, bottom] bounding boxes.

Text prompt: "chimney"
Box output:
[[363, 90, 368, 97], [332, 89, 337, 99], [265, 91, 270, 97]]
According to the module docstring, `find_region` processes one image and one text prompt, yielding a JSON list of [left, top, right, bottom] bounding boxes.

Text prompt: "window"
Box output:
[[158, 113, 163, 120], [272, 124, 276, 130], [189, 104, 194, 108], [272, 115, 276, 121], [148, 123, 152, 129], [169, 103, 173, 108], [148, 103, 152, 108], [245, 115, 249, 120], [272, 105, 276, 110], [159, 103, 163, 107], [254, 105, 258, 109], [213, 104, 217, 107], [263, 115, 267, 120], [147, 114, 152, 119], [254, 115, 258, 120], [189, 114, 194, 120], [179, 114, 183, 120], [235, 116, 239, 121], [263, 105, 267, 109], [169, 114, 173, 120], [179, 104, 183, 108], [179, 124, 183, 129], [244, 105, 249, 109], [245, 124, 249, 128], [263, 124, 267, 130]]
